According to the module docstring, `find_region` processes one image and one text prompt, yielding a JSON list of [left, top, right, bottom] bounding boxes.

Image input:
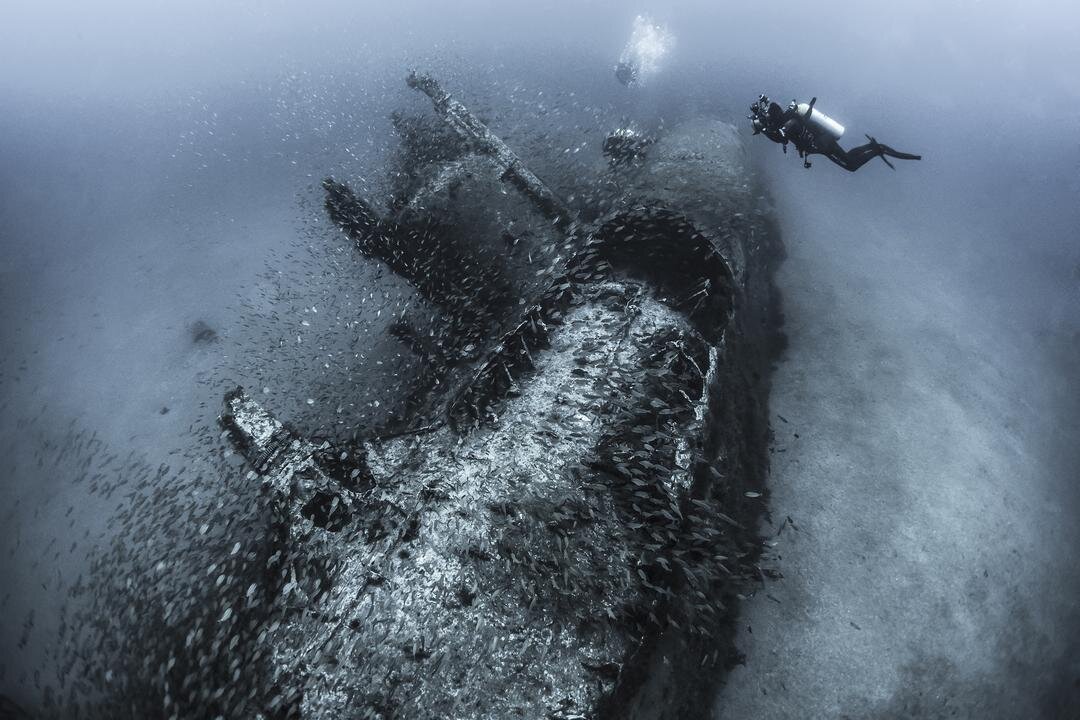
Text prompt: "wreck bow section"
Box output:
[[221, 73, 781, 720]]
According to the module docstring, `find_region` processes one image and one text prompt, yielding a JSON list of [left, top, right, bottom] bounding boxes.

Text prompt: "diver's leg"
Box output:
[[824, 145, 878, 172], [865, 134, 921, 160], [828, 137, 922, 172]]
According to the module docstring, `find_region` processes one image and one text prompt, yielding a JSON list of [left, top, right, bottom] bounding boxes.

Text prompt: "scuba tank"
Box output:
[[791, 98, 845, 142]]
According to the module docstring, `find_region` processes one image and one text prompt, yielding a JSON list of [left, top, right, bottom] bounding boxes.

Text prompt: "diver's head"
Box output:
[[749, 94, 770, 134]]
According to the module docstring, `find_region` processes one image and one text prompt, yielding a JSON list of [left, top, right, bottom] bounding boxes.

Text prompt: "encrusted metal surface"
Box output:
[[225, 283, 717, 717], [215, 72, 778, 719]]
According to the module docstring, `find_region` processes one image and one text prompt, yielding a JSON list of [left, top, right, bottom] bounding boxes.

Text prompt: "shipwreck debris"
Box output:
[[214, 71, 782, 719], [189, 319, 219, 345]]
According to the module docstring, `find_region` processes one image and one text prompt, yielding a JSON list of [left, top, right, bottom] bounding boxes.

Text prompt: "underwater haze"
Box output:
[[2, 0, 1079, 717]]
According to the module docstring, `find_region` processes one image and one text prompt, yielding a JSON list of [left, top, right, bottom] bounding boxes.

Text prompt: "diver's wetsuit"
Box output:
[[751, 97, 921, 172], [823, 137, 922, 172]]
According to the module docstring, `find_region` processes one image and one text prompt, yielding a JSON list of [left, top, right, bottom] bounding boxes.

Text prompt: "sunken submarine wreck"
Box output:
[[220, 72, 782, 719]]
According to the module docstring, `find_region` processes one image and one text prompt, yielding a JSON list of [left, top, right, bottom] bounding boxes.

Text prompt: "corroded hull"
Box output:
[[221, 73, 781, 719]]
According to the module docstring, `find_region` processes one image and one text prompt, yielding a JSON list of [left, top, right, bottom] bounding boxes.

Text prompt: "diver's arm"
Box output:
[[762, 128, 788, 150], [779, 118, 801, 141]]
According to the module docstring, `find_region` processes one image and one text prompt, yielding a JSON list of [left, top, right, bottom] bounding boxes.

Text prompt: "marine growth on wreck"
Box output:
[[212, 73, 781, 719]]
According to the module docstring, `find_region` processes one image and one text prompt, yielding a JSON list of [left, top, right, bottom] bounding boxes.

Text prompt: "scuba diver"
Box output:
[[749, 94, 921, 171], [615, 61, 638, 87]]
